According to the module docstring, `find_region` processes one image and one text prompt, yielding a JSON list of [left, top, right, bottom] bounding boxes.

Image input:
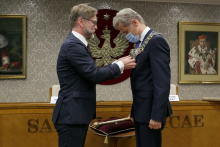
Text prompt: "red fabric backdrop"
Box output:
[[95, 9, 134, 85]]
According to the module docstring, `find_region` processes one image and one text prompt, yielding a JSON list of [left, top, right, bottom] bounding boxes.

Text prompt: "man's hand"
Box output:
[[148, 119, 162, 130], [128, 115, 134, 122], [118, 55, 130, 61], [120, 56, 136, 69], [195, 61, 200, 69]]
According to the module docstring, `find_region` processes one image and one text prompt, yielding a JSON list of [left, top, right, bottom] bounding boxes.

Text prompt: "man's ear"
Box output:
[[131, 19, 138, 26], [78, 18, 84, 28]]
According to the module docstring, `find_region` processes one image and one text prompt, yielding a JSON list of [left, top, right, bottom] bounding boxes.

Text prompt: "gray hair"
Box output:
[[113, 8, 145, 30], [69, 4, 97, 29]]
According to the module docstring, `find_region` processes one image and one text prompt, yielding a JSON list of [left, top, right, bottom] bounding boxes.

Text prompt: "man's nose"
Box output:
[[94, 25, 98, 30]]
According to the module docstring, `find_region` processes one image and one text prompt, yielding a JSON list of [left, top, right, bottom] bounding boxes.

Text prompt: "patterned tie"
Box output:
[[135, 40, 141, 56], [135, 40, 141, 49]]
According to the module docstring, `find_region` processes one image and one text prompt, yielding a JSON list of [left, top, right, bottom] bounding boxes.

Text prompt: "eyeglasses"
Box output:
[[82, 18, 97, 26]]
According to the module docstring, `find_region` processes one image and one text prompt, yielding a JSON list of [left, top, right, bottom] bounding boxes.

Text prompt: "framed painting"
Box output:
[[179, 21, 220, 83], [0, 15, 26, 79]]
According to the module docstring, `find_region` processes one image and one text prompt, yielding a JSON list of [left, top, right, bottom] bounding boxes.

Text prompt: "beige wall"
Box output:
[[0, 0, 220, 102]]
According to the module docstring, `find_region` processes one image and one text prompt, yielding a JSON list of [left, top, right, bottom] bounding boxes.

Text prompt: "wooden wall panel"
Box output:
[[0, 101, 220, 147], [162, 110, 220, 147], [0, 114, 57, 147]]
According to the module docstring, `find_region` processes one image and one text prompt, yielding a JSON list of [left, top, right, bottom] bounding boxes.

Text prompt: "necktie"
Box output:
[[133, 40, 141, 58], [135, 40, 141, 49], [87, 44, 90, 51]]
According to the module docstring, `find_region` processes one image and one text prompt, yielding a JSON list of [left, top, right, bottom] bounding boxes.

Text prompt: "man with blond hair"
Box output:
[[52, 4, 136, 147], [113, 8, 173, 147]]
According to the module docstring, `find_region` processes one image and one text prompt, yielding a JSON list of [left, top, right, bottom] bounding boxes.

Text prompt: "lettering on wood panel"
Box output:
[[28, 119, 53, 133], [28, 115, 204, 132], [164, 115, 204, 128]]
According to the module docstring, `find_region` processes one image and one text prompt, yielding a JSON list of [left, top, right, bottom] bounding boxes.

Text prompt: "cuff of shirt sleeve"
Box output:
[[114, 61, 124, 74], [112, 60, 117, 64]]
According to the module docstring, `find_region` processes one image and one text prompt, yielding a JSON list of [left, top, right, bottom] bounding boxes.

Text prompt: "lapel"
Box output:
[[135, 29, 154, 60], [130, 29, 154, 77], [70, 33, 91, 55]]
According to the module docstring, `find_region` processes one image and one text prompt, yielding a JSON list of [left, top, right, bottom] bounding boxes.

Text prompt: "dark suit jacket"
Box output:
[[130, 29, 173, 123], [52, 33, 121, 125]]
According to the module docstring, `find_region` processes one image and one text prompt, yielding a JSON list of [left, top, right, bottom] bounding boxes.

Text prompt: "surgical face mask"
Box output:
[[125, 25, 139, 43]]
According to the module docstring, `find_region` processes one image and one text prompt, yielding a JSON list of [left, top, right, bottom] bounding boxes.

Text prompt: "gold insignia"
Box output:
[[88, 26, 129, 67]]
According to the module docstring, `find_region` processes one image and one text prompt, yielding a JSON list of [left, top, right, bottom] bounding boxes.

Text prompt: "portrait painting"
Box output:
[[179, 22, 220, 83], [0, 15, 26, 79], [185, 31, 218, 74]]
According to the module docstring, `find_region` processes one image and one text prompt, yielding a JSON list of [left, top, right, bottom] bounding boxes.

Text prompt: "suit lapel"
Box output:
[[70, 33, 91, 55], [135, 29, 154, 60], [130, 29, 154, 78]]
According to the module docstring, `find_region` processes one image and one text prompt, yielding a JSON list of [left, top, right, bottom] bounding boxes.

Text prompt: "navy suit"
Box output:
[[130, 29, 173, 147], [52, 33, 121, 147]]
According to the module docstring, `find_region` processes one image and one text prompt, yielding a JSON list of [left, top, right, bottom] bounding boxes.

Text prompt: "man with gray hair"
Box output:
[[113, 8, 173, 147], [52, 4, 136, 147]]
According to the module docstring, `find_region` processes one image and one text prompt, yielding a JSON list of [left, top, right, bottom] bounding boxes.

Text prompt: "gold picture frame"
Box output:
[[0, 15, 26, 79], [179, 21, 220, 83]]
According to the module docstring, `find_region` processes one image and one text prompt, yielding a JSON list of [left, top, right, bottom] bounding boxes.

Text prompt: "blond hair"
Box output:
[[69, 4, 97, 28]]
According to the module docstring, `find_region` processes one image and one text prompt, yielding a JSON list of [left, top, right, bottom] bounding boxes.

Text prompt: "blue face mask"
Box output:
[[125, 25, 139, 43]]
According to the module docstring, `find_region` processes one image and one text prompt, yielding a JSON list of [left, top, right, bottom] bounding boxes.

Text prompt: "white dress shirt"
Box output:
[[138, 26, 151, 47], [71, 31, 124, 73]]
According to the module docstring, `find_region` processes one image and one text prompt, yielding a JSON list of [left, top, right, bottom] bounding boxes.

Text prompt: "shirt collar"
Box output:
[[72, 31, 88, 46], [140, 26, 150, 42]]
